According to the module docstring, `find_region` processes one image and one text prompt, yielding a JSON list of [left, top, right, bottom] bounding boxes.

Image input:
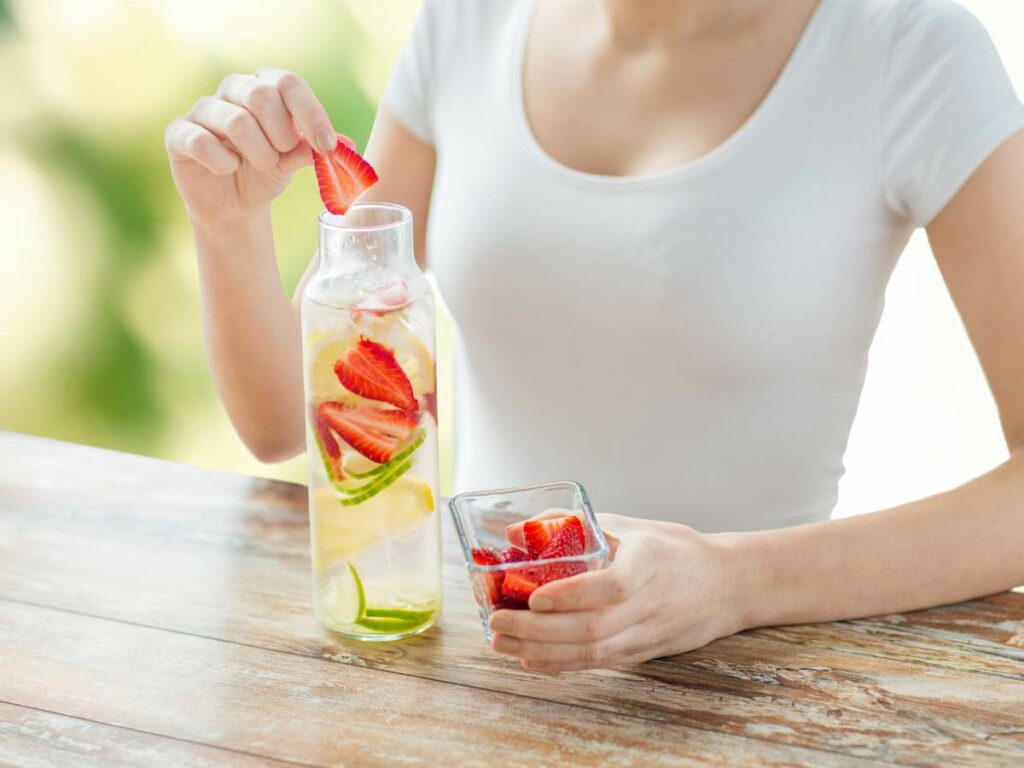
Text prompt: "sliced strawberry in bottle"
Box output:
[[522, 515, 585, 558], [318, 402, 418, 464], [312, 134, 379, 215], [334, 337, 418, 413], [314, 413, 345, 481]]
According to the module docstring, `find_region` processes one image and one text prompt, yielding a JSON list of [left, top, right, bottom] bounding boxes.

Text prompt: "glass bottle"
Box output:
[[302, 203, 441, 640]]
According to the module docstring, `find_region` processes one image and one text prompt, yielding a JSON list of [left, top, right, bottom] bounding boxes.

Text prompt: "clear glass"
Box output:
[[449, 481, 610, 641], [301, 204, 441, 641]]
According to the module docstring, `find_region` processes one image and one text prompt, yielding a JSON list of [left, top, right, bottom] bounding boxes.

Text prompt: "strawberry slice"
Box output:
[[318, 402, 418, 464], [471, 547, 504, 605], [536, 524, 587, 583], [312, 134, 379, 215], [501, 569, 541, 603], [314, 413, 345, 480], [492, 596, 528, 611], [500, 546, 530, 564], [334, 337, 418, 412], [522, 515, 585, 558]]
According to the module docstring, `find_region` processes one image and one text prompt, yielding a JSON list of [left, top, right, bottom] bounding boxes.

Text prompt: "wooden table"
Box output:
[[1, 432, 1023, 767]]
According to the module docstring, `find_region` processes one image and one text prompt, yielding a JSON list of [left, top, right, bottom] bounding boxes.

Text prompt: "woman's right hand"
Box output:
[[165, 67, 339, 226]]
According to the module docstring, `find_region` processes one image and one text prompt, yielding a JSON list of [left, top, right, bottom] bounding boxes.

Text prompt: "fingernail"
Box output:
[[315, 130, 337, 153], [493, 635, 520, 654], [530, 596, 554, 612], [490, 613, 513, 633]]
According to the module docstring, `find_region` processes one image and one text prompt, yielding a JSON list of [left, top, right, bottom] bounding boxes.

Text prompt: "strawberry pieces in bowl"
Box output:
[[470, 514, 589, 611]]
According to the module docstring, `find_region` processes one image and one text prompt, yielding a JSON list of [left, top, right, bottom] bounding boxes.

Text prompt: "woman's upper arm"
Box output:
[[926, 128, 1024, 451], [292, 106, 436, 302]]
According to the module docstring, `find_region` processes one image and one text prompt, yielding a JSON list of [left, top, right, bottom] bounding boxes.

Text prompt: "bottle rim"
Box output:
[[318, 203, 412, 234]]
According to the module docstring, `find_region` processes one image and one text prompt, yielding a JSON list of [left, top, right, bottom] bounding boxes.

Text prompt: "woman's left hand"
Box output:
[[489, 513, 743, 673]]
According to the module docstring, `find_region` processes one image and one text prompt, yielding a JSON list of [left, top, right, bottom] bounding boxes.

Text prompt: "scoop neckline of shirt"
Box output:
[[509, 0, 831, 189]]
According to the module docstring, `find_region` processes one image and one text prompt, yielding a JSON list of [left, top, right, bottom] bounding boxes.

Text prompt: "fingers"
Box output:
[[491, 622, 650, 671], [489, 600, 639, 644], [278, 141, 315, 175], [255, 66, 336, 153], [217, 73, 300, 153], [165, 119, 240, 175], [187, 96, 280, 172], [529, 535, 656, 612]]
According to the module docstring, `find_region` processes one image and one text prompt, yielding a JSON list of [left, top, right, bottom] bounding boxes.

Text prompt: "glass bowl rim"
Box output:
[[448, 480, 610, 573]]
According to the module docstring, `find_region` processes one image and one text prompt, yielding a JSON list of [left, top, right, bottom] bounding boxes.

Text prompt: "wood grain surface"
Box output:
[[1, 432, 1022, 767]]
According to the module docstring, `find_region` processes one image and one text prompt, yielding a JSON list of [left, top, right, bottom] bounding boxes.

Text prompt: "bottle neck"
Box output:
[[317, 204, 418, 280]]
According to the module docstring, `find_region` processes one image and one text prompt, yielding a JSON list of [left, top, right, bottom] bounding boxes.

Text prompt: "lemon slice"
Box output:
[[311, 475, 435, 567], [308, 335, 357, 402]]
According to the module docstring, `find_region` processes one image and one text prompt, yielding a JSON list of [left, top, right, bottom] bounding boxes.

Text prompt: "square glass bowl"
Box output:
[[449, 481, 610, 641]]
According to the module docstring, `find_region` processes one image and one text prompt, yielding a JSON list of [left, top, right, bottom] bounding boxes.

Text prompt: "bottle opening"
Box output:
[[319, 203, 412, 233]]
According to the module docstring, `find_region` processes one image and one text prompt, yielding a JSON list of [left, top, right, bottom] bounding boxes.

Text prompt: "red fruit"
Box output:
[[471, 547, 504, 605], [318, 402, 418, 464], [522, 515, 585, 558], [314, 413, 344, 480], [537, 524, 587, 583], [501, 569, 541, 603], [500, 546, 530, 564], [334, 337, 418, 412], [492, 596, 528, 611], [312, 134, 379, 215]]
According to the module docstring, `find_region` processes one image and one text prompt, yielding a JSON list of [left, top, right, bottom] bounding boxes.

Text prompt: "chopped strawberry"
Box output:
[[500, 546, 530, 564], [471, 547, 504, 605], [334, 337, 418, 412], [522, 515, 585, 558], [501, 569, 541, 603], [314, 413, 344, 480], [536, 524, 587, 582], [318, 402, 418, 464], [492, 596, 528, 611], [312, 134, 378, 215]]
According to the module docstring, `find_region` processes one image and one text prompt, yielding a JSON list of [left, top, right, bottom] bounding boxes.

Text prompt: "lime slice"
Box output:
[[354, 613, 434, 633], [348, 562, 367, 622], [317, 561, 367, 623]]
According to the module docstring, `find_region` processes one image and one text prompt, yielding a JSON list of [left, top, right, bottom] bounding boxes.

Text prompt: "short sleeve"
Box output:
[[880, 0, 1024, 226], [380, 0, 444, 145]]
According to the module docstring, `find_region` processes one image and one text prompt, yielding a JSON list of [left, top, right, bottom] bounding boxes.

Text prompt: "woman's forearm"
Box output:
[[720, 451, 1024, 631], [193, 209, 305, 461]]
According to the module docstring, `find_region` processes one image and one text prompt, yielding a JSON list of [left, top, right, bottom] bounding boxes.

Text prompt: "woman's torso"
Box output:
[[383, 0, 1024, 531]]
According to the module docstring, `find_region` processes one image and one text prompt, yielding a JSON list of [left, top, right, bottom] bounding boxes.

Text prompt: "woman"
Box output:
[[165, 0, 1024, 673]]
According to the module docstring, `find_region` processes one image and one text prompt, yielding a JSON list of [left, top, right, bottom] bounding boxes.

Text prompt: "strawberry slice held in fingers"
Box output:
[[334, 337, 418, 412], [318, 402, 418, 464], [312, 134, 379, 215], [521, 515, 585, 558]]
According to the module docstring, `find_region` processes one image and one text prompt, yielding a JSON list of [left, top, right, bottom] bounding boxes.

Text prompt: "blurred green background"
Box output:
[[0, 0, 453, 488]]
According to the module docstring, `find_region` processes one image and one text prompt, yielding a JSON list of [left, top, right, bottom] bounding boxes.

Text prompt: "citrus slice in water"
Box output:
[[312, 475, 435, 567]]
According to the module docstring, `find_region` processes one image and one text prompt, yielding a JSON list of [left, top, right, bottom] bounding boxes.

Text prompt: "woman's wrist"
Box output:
[[705, 529, 775, 636], [190, 206, 272, 247]]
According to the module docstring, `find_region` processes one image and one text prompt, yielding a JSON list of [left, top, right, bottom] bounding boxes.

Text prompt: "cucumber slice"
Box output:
[[346, 429, 425, 480], [338, 458, 414, 506]]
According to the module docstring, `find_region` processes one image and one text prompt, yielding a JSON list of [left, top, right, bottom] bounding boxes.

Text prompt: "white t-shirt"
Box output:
[[383, 0, 1024, 532]]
